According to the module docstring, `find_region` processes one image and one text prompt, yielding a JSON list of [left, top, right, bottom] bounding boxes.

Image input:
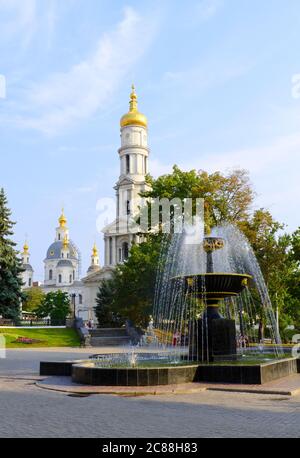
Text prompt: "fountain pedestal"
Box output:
[[189, 304, 237, 362]]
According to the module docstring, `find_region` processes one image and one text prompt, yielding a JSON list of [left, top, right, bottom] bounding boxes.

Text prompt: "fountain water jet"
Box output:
[[153, 223, 283, 363]]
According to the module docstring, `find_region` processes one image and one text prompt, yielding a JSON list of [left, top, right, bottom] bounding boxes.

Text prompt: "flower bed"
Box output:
[[13, 337, 44, 344]]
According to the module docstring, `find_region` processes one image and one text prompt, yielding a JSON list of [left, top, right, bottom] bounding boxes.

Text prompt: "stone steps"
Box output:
[[89, 328, 128, 337], [89, 328, 131, 346], [90, 336, 131, 347]]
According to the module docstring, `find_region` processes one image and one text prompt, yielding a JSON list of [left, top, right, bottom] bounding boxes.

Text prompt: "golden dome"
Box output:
[[59, 208, 67, 228], [23, 241, 29, 254], [120, 85, 147, 128], [62, 234, 69, 249], [92, 243, 98, 257]]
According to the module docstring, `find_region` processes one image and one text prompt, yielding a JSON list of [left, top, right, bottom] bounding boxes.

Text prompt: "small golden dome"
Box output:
[[59, 208, 67, 228], [120, 85, 147, 128], [23, 241, 29, 254], [62, 234, 69, 249], [92, 243, 98, 257]]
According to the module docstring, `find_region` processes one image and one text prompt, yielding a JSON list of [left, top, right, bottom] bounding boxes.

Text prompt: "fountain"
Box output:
[[171, 235, 252, 362], [40, 222, 299, 386]]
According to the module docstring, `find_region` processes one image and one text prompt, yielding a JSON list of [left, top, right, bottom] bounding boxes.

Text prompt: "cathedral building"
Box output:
[[20, 86, 151, 322]]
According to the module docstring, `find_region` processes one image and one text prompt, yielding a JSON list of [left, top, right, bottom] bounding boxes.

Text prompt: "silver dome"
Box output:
[[46, 240, 78, 260], [23, 263, 33, 272], [87, 265, 100, 274]]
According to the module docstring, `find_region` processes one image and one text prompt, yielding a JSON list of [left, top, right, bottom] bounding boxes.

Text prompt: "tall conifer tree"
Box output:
[[0, 188, 24, 320]]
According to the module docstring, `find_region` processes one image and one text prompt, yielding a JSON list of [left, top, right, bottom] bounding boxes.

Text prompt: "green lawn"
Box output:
[[0, 328, 81, 348]]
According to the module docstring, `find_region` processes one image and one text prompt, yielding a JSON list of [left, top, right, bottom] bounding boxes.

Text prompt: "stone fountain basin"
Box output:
[[53, 357, 299, 386], [40, 354, 299, 386], [71, 362, 200, 386]]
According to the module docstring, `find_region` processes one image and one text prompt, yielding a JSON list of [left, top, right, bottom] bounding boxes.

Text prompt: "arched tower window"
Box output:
[[122, 242, 129, 261], [126, 200, 130, 215], [109, 237, 113, 265], [28, 278, 32, 287], [79, 294, 82, 305], [69, 274, 72, 283], [49, 270, 53, 280], [126, 155, 130, 174], [58, 274, 62, 283]]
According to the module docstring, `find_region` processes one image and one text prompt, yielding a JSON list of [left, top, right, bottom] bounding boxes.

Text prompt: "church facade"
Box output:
[[21, 86, 151, 322]]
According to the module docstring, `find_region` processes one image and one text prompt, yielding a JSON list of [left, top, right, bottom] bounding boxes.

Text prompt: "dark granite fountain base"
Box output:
[[72, 363, 200, 386], [40, 360, 80, 376], [197, 357, 298, 385], [40, 357, 299, 386]]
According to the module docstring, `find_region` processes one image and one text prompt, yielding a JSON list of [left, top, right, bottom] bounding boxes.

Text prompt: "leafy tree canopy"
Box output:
[[35, 290, 71, 321], [142, 166, 254, 231], [22, 287, 45, 312], [94, 273, 124, 328]]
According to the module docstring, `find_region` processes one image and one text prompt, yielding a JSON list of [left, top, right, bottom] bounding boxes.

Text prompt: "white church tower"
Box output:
[[21, 241, 34, 289], [86, 243, 100, 274], [103, 85, 151, 266]]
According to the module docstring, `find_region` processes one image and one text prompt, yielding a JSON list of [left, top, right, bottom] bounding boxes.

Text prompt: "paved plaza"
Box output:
[[1, 349, 300, 438]]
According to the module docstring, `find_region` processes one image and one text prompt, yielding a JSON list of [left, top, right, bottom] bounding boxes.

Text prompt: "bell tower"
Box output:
[[103, 85, 150, 267], [117, 85, 150, 220]]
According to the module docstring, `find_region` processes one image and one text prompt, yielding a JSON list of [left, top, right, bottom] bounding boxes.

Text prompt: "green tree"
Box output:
[[102, 236, 163, 328], [240, 211, 300, 332], [0, 188, 24, 320], [94, 275, 124, 327], [36, 290, 71, 322], [142, 166, 254, 232], [282, 228, 300, 330], [114, 237, 162, 327], [22, 287, 45, 312]]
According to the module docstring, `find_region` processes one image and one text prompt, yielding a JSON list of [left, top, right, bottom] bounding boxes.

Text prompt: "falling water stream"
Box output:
[[152, 222, 283, 363]]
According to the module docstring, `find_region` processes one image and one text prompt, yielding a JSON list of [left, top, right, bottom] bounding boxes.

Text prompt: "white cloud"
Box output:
[[194, 0, 223, 22], [0, 0, 37, 47], [151, 132, 300, 176], [163, 58, 253, 94], [0, 0, 64, 50], [201, 133, 300, 174], [14, 7, 158, 135], [150, 132, 300, 230], [44, 0, 58, 49]]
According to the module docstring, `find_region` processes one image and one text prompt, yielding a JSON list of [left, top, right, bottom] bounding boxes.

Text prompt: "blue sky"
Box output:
[[0, 0, 300, 281]]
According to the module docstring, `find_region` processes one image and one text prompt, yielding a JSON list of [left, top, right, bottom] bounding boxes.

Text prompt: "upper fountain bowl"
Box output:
[[170, 233, 252, 304], [172, 273, 252, 303]]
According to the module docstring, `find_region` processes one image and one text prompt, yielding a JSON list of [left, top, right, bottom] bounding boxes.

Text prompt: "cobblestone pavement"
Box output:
[[0, 348, 129, 375], [1, 349, 300, 438]]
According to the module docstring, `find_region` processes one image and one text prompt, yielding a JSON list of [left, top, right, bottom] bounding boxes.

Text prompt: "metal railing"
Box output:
[[0, 319, 67, 327]]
